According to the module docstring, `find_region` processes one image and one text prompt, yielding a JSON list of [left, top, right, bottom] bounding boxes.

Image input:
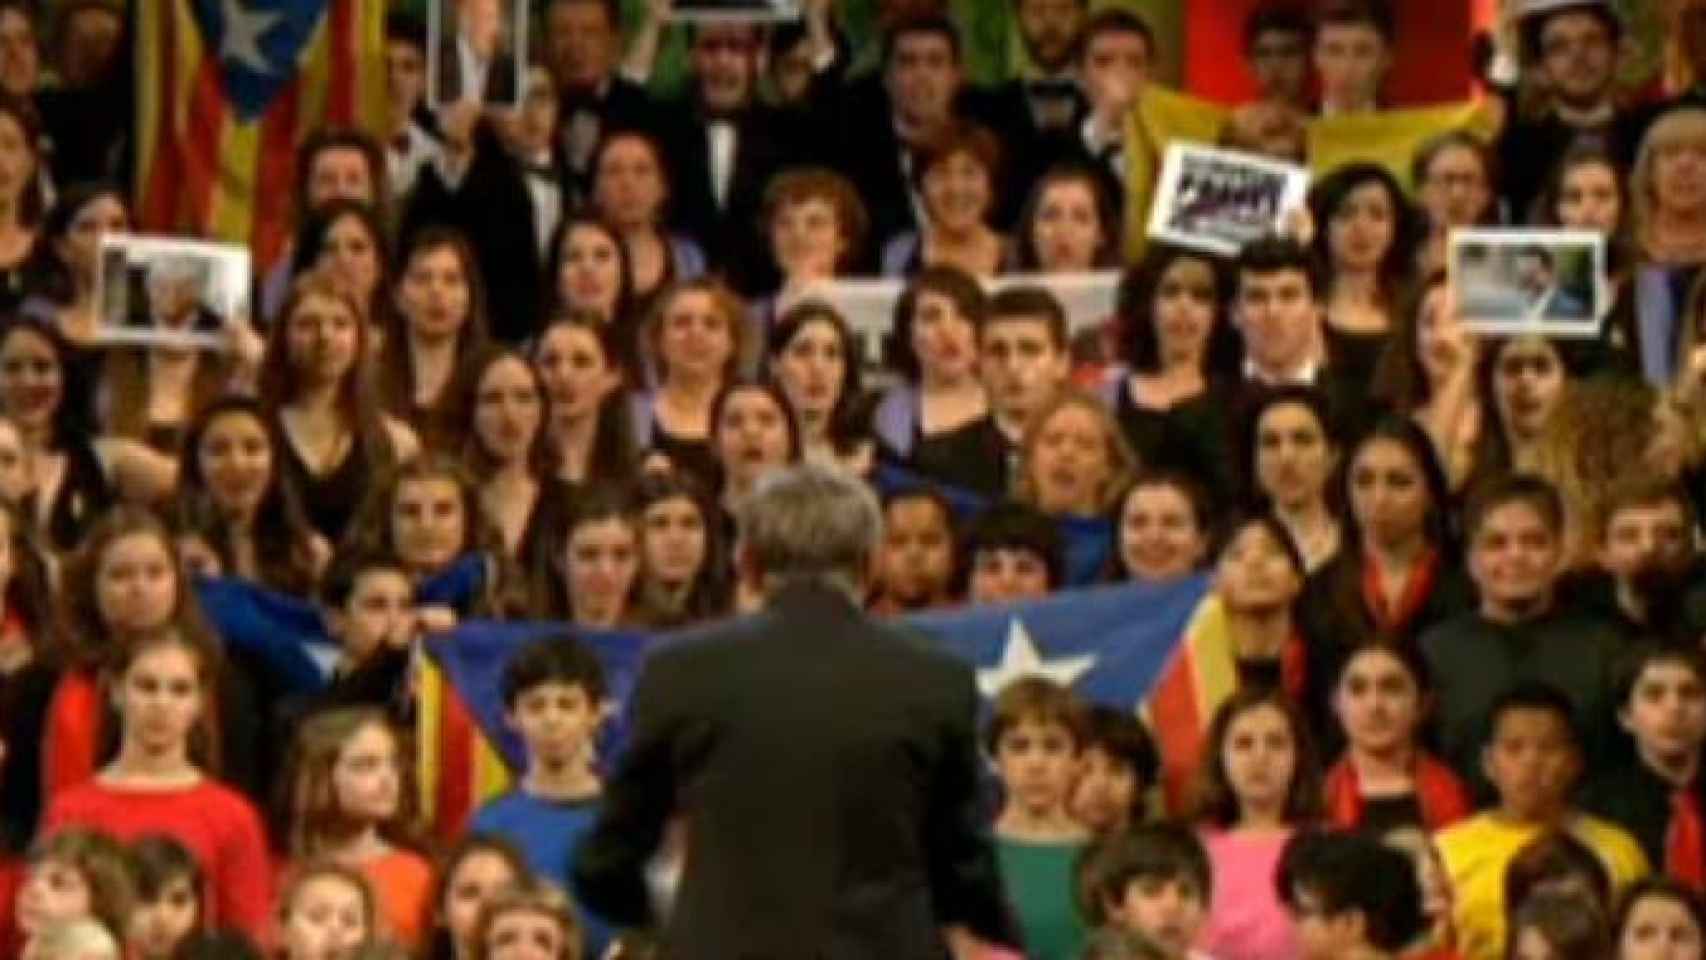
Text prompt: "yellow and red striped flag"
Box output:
[[135, 0, 385, 270]]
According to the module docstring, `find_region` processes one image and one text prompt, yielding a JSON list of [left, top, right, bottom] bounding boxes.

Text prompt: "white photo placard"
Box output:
[[428, 0, 527, 109], [1449, 228, 1607, 339], [96, 236, 251, 350], [1146, 142, 1310, 257]]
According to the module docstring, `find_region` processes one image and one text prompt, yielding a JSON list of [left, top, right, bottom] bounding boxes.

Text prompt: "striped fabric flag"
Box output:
[[414, 577, 1217, 837], [1143, 593, 1238, 813], [135, 0, 386, 270]]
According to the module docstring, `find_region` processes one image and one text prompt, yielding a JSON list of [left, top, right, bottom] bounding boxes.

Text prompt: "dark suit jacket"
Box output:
[[435, 37, 519, 105], [401, 123, 543, 343], [573, 582, 1015, 959], [657, 100, 801, 295], [557, 76, 660, 195], [978, 80, 1085, 228]]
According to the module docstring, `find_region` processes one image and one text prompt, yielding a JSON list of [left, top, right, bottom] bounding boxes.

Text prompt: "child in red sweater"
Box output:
[[40, 628, 272, 944]]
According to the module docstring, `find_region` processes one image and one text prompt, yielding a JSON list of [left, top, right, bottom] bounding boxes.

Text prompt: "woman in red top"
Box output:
[[41, 626, 273, 943], [40, 507, 260, 803], [1323, 640, 1470, 836]]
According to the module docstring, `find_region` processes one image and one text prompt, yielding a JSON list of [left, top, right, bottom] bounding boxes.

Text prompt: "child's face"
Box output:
[[1482, 707, 1580, 821], [1511, 924, 1562, 960], [879, 499, 954, 607], [1069, 745, 1139, 833], [128, 875, 199, 960], [1332, 648, 1422, 757], [506, 681, 605, 768], [1290, 884, 1358, 960], [443, 851, 521, 954], [485, 906, 568, 960], [16, 857, 91, 937], [967, 547, 1051, 605], [1619, 892, 1705, 960], [392, 477, 466, 576], [282, 875, 369, 960], [331, 723, 402, 824], [118, 644, 203, 754], [1620, 661, 1706, 765], [995, 717, 1080, 817], [1221, 703, 1297, 816], [1106, 875, 1206, 958], [335, 569, 413, 664]]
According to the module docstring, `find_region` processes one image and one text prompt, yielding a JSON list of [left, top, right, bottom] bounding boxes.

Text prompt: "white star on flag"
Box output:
[[219, 0, 283, 74], [976, 617, 1098, 698]]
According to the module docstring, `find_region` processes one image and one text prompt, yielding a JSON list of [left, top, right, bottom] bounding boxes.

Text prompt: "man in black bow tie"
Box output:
[[982, 0, 1091, 225], [656, 21, 801, 294], [545, 0, 659, 197]]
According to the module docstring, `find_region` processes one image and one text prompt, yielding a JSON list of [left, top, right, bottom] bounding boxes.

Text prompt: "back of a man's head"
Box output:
[[736, 463, 883, 597]]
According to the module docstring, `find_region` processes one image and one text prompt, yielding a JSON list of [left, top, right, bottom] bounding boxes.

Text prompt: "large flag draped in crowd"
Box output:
[[192, 569, 1225, 837], [134, 0, 386, 270], [410, 576, 1220, 836]]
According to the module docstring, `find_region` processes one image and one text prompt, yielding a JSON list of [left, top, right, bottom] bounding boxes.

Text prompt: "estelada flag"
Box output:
[[135, 0, 385, 270]]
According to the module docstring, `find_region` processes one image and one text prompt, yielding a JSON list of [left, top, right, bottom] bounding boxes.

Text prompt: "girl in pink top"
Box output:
[[1192, 687, 1322, 960]]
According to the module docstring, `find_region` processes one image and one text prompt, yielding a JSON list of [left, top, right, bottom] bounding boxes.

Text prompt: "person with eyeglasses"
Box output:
[[1498, 0, 1645, 223]]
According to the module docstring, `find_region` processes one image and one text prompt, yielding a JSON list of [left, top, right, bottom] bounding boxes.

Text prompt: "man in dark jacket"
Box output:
[[575, 464, 1016, 959]]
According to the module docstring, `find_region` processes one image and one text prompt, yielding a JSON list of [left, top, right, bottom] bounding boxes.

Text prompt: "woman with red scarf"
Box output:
[[1302, 416, 1473, 756], [1323, 641, 1470, 835]]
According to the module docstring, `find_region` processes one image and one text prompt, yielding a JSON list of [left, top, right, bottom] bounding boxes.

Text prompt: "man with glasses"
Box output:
[[1497, 0, 1642, 219]]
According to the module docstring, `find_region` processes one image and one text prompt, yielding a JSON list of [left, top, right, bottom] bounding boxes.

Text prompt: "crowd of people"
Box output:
[[8, 0, 1706, 956]]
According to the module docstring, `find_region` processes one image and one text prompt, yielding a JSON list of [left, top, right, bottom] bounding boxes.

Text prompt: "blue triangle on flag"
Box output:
[[192, 0, 328, 121]]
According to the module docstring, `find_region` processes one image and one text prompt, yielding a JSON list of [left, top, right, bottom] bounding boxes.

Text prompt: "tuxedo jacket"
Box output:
[[573, 582, 1016, 959]]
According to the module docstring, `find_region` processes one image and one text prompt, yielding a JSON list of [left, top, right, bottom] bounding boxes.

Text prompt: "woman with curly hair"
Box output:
[[1531, 376, 1694, 570]]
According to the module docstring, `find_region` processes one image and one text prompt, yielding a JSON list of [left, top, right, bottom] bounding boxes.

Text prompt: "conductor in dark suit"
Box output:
[[436, 0, 518, 105], [574, 464, 1017, 959]]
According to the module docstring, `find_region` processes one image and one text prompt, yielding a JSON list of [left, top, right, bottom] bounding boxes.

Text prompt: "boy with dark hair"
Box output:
[[1421, 475, 1624, 788], [1277, 830, 1425, 960], [1583, 643, 1706, 888], [1077, 822, 1212, 959], [1070, 705, 1159, 834], [870, 487, 959, 615], [472, 633, 614, 954], [1313, 0, 1394, 115], [989, 676, 1092, 960], [961, 501, 1065, 605], [1233, 235, 1326, 386], [1226, 5, 1312, 160], [981, 285, 1072, 449], [1071, 9, 1155, 195], [1433, 683, 1647, 960]]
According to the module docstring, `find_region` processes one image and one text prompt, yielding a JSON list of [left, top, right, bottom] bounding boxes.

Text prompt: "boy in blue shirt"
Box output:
[[470, 632, 614, 955]]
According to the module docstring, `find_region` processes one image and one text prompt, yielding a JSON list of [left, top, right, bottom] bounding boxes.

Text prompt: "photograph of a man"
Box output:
[[432, 0, 522, 107], [1512, 244, 1590, 321], [139, 256, 221, 334]]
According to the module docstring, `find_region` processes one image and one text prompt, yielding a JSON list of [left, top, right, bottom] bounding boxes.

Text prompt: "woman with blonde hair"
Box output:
[[1014, 389, 1140, 519], [1629, 108, 1706, 384]]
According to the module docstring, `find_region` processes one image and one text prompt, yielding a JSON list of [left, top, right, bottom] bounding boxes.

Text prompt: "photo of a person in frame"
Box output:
[[1512, 244, 1591, 321], [435, 0, 520, 105], [131, 255, 222, 335]]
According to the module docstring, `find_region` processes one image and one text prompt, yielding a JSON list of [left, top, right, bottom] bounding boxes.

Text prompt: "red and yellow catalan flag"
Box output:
[[417, 652, 516, 844], [135, 0, 386, 270]]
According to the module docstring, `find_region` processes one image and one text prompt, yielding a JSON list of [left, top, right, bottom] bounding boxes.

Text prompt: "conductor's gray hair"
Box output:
[[735, 463, 882, 598]]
